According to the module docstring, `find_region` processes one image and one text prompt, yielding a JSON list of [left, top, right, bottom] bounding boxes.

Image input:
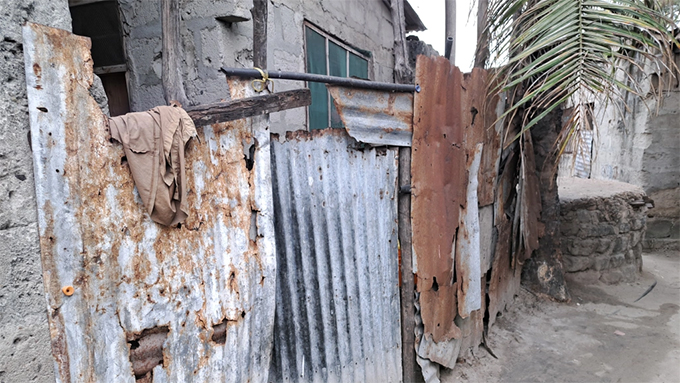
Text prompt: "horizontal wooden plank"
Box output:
[[186, 88, 311, 126]]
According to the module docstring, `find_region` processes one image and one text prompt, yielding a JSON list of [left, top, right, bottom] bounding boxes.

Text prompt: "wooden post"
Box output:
[[161, 0, 189, 106], [391, 0, 413, 84], [474, 0, 489, 68], [251, 0, 267, 69], [399, 146, 421, 383]]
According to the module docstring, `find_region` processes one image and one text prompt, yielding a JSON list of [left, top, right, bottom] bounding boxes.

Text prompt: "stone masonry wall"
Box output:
[[560, 179, 648, 284]]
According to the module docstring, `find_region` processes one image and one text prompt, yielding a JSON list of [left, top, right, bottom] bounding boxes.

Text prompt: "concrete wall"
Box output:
[[591, 53, 680, 250], [0, 1, 70, 382], [118, 0, 396, 135]]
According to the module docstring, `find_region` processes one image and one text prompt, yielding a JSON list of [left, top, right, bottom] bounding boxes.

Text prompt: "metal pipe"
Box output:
[[220, 67, 420, 93], [444, 36, 454, 61], [445, 0, 456, 64]]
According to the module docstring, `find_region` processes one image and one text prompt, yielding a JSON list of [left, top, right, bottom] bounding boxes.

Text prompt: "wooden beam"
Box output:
[[161, 0, 189, 106], [391, 0, 413, 84], [251, 0, 267, 69], [185, 89, 311, 126], [398, 147, 422, 383]]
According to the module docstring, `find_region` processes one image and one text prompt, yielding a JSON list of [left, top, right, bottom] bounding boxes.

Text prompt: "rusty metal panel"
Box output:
[[328, 86, 413, 147], [478, 90, 505, 207], [270, 129, 402, 383], [454, 69, 487, 319], [23, 23, 276, 383], [487, 216, 521, 330], [411, 56, 463, 334]]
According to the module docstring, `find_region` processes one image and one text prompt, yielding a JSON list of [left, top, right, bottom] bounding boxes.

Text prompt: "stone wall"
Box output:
[[118, 0, 396, 135], [0, 0, 70, 381], [559, 178, 648, 284]]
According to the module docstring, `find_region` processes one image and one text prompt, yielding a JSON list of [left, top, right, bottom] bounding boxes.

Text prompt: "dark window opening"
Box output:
[[304, 24, 370, 130], [70, 0, 130, 116]]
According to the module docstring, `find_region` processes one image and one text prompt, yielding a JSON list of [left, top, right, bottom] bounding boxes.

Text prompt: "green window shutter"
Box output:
[[305, 27, 328, 130], [349, 53, 369, 80], [328, 41, 347, 128]]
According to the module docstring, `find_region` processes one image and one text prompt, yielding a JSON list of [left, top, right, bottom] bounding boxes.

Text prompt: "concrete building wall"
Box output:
[[591, 54, 680, 250], [1, 1, 397, 381], [0, 1, 70, 382], [118, 0, 396, 135]]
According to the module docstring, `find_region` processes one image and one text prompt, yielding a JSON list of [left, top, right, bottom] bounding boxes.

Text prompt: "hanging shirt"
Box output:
[[109, 105, 197, 226]]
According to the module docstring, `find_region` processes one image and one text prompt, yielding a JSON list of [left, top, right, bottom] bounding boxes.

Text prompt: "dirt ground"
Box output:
[[441, 251, 680, 383]]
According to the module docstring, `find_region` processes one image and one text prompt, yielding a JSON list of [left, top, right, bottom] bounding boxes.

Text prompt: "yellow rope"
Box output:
[[251, 67, 273, 93]]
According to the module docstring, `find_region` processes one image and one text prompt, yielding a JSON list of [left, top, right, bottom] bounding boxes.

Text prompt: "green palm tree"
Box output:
[[478, 0, 678, 299]]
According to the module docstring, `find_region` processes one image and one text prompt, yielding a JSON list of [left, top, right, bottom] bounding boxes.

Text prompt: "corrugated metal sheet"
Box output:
[[270, 129, 402, 383], [411, 56, 464, 347], [23, 23, 276, 383], [327, 86, 413, 147]]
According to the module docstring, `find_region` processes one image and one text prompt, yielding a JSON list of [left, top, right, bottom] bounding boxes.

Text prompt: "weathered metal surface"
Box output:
[[328, 85, 413, 147], [411, 56, 463, 340], [519, 132, 542, 263], [478, 89, 505, 207], [478, 205, 495, 274], [270, 129, 402, 383], [455, 143, 483, 318], [487, 216, 521, 330], [24, 23, 276, 383]]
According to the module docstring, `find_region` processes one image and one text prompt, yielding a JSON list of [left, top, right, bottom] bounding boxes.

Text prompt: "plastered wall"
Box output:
[[0, 1, 69, 382], [118, 0, 396, 135], [591, 55, 680, 250]]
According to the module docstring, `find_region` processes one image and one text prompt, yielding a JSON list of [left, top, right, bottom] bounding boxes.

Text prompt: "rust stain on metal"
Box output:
[[24, 23, 276, 382], [479, 82, 504, 207], [419, 283, 462, 341], [411, 55, 464, 343], [328, 85, 413, 146]]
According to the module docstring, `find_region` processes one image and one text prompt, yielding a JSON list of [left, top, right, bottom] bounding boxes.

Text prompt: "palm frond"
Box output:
[[484, 0, 678, 153]]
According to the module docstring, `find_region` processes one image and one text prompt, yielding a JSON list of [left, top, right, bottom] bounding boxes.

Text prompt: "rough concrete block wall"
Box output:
[[560, 190, 647, 284], [0, 1, 71, 381], [591, 54, 679, 250], [120, 0, 395, 135]]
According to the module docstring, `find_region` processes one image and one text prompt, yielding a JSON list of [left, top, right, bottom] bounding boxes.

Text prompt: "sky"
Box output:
[[408, 0, 478, 72]]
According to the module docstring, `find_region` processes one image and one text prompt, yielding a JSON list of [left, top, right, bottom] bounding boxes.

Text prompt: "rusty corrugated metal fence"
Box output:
[[23, 24, 529, 383], [269, 129, 402, 382], [24, 23, 277, 383]]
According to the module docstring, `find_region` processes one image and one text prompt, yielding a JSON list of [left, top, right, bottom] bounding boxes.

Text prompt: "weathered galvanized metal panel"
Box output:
[[328, 86, 413, 147], [411, 56, 463, 332], [270, 129, 402, 383], [24, 23, 276, 383], [455, 143, 483, 318]]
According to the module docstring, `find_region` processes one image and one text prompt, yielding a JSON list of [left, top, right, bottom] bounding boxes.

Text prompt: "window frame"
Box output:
[[69, 0, 131, 116], [303, 21, 372, 130]]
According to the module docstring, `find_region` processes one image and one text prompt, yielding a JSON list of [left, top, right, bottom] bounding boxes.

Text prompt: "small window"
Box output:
[[305, 25, 370, 130], [70, 0, 130, 116]]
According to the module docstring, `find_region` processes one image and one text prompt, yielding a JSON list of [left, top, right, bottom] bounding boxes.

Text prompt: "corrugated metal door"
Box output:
[[23, 23, 276, 383], [270, 129, 402, 382]]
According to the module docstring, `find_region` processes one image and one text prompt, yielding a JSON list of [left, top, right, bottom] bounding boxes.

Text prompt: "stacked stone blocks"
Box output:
[[560, 191, 647, 284]]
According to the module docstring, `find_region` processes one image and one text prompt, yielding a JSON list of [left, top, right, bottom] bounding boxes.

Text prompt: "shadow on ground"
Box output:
[[442, 251, 680, 383]]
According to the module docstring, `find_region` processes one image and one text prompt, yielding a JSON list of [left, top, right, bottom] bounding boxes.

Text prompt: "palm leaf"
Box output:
[[483, 0, 678, 153]]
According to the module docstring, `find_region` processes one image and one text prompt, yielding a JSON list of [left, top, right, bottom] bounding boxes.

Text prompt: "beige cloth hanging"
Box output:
[[109, 105, 197, 226]]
